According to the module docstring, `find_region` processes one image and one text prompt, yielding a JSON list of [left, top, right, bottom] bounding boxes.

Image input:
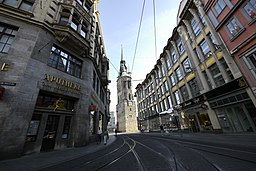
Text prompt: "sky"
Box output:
[[97, 0, 181, 113]]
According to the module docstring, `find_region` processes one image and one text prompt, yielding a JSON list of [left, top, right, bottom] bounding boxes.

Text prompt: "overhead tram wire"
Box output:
[[131, 0, 146, 74], [153, 0, 158, 60], [109, 59, 119, 74]]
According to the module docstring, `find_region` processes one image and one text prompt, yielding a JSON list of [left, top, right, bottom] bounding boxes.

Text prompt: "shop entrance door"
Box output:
[[189, 115, 200, 132], [41, 115, 59, 152]]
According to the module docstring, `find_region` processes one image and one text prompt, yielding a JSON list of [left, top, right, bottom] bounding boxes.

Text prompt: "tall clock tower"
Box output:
[[116, 48, 137, 132]]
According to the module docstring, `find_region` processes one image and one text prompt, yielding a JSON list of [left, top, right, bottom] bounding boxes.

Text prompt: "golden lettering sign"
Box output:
[[42, 74, 81, 95], [43, 74, 81, 91], [1, 63, 9, 71]]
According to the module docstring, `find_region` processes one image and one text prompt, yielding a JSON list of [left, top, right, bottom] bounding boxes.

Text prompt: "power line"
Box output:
[[153, 0, 158, 60], [131, 0, 146, 74], [109, 59, 119, 74]]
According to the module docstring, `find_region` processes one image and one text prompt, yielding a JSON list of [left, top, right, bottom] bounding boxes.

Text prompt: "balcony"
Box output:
[[52, 24, 90, 57]]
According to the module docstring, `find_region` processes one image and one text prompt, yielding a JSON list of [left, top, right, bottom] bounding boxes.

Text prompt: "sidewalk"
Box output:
[[0, 135, 116, 171]]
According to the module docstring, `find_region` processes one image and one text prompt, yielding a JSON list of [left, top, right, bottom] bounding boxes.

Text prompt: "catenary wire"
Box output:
[[131, 0, 146, 74], [153, 0, 158, 60]]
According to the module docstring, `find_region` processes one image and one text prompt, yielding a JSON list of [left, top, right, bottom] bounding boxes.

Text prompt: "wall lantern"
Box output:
[[89, 104, 97, 115]]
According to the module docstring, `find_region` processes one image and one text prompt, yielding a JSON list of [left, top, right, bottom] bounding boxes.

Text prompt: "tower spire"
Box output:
[[121, 44, 124, 61], [119, 45, 127, 76]]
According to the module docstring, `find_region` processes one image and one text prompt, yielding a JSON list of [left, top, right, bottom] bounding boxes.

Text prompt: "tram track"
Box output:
[[39, 134, 256, 171], [150, 135, 256, 171]]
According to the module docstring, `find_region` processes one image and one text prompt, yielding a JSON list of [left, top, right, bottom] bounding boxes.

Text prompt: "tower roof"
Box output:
[[119, 45, 128, 77]]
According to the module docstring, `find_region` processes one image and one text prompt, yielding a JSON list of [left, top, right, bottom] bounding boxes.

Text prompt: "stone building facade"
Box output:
[[0, 0, 110, 159], [135, 0, 256, 133], [116, 49, 137, 133]]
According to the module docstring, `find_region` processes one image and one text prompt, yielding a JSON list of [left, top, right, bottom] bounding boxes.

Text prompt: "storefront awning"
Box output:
[[159, 108, 173, 115]]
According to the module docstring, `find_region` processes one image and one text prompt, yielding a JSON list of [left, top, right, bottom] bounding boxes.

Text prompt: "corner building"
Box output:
[[0, 0, 110, 159], [135, 0, 256, 133]]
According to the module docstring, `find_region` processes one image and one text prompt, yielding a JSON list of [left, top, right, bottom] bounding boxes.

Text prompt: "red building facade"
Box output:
[[204, 0, 256, 128]]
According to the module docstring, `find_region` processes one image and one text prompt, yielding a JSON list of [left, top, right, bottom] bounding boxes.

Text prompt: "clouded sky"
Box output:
[[98, 0, 181, 112]]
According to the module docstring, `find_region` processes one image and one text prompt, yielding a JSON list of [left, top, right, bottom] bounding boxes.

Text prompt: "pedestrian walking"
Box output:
[[97, 127, 102, 144], [160, 124, 164, 136], [115, 129, 118, 136], [103, 129, 109, 145]]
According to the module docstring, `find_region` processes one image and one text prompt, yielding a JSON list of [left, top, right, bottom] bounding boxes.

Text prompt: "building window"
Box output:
[[209, 63, 225, 87], [176, 37, 185, 55], [164, 81, 169, 91], [0, 23, 18, 53], [194, 48, 202, 61], [62, 116, 72, 139], [190, 17, 200, 36], [171, 48, 178, 63], [219, 58, 234, 80], [243, 51, 256, 79], [182, 58, 192, 74], [226, 18, 242, 37], [188, 78, 200, 97], [175, 67, 183, 81], [208, 33, 218, 46], [243, 1, 256, 19], [3, 0, 18, 6], [199, 39, 210, 56], [165, 55, 172, 70], [198, 12, 206, 26], [160, 85, 165, 95], [202, 71, 212, 89], [76, 0, 83, 5], [174, 91, 181, 104], [180, 85, 189, 101], [167, 95, 173, 107], [19, 0, 35, 11], [161, 65, 165, 76], [71, 13, 79, 31], [48, 46, 82, 78], [213, 0, 226, 15], [80, 24, 87, 38], [26, 114, 41, 142], [169, 74, 176, 86], [160, 100, 165, 111], [35, 92, 75, 110]]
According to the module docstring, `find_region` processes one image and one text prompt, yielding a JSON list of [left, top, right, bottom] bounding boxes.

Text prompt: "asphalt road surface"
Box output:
[[39, 133, 256, 171]]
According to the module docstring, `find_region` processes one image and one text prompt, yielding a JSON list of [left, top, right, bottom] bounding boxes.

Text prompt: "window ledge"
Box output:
[[230, 28, 246, 42], [248, 17, 256, 26], [0, 3, 34, 17]]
